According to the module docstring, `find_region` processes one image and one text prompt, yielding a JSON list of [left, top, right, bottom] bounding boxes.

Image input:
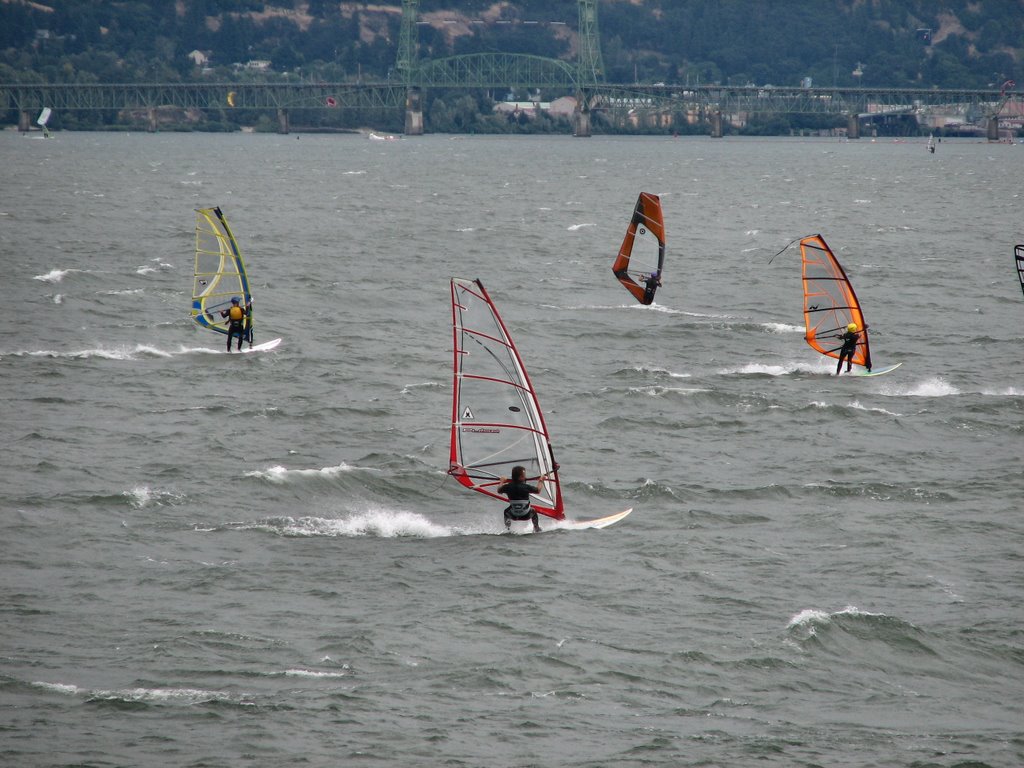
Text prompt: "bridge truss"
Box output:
[[1, 0, 1020, 135]]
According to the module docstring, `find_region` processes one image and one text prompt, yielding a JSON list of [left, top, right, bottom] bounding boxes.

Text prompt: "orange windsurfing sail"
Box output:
[[800, 235, 872, 370], [612, 192, 665, 305]]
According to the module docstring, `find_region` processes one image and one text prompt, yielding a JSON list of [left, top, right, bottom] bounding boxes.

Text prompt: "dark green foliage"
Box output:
[[2, 1, 1022, 133], [3, 1, 1021, 87]]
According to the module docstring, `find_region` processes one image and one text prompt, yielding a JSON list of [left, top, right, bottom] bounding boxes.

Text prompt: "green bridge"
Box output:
[[2, 0, 1020, 138]]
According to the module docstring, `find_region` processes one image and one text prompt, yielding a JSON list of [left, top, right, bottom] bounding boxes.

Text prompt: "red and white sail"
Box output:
[[448, 278, 564, 519]]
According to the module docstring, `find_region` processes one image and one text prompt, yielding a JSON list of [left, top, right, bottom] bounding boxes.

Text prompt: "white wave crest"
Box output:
[[33, 682, 240, 705], [283, 668, 349, 679], [718, 361, 830, 376], [762, 322, 804, 334], [630, 364, 691, 378], [96, 687, 237, 705], [401, 381, 443, 394], [629, 386, 708, 397], [245, 463, 357, 483], [136, 260, 174, 275], [123, 486, 185, 509], [787, 605, 884, 630], [847, 400, 902, 416], [879, 377, 959, 397], [33, 681, 81, 695], [567, 223, 595, 231], [8, 345, 174, 361], [34, 268, 76, 283], [239, 510, 454, 539], [980, 387, 1024, 396]]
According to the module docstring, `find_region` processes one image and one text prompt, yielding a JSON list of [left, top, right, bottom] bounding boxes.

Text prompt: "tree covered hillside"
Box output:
[[1, 0, 1021, 90]]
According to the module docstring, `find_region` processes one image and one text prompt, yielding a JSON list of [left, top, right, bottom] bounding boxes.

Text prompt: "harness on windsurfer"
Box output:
[[836, 323, 860, 375], [220, 296, 249, 352], [643, 270, 662, 304], [497, 465, 542, 533]]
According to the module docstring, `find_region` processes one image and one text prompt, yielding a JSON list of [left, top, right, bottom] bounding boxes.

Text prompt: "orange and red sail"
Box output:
[[612, 192, 666, 305], [800, 235, 872, 369]]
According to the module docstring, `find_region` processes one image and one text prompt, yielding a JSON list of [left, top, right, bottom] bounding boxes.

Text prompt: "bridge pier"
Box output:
[[573, 103, 591, 137], [404, 87, 423, 136], [277, 108, 290, 134], [146, 108, 158, 133], [847, 114, 860, 139], [18, 110, 31, 132], [710, 110, 723, 138], [987, 116, 999, 141]]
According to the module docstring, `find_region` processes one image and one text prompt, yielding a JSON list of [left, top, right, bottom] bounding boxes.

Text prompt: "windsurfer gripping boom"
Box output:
[[497, 465, 546, 533], [220, 296, 251, 352], [643, 270, 662, 304], [835, 323, 862, 375]]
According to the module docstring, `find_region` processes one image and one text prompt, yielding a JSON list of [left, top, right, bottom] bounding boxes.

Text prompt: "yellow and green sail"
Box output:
[[191, 207, 253, 344]]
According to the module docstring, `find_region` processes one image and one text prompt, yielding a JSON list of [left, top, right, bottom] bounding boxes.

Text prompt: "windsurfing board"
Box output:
[[556, 508, 633, 531], [854, 362, 902, 377], [505, 508, 633, 534], [237, 337, 283, 354]]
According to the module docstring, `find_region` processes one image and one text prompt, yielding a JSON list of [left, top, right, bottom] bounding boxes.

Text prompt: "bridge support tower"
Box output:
[[18, 109, 30, 132], [405, 88, 424, 135], [847, 114, 860, 139], [987, 116, 999, 141], [277, 108, 289, 134], [710, 110, 723, 138], [573, 94, 591, 137]]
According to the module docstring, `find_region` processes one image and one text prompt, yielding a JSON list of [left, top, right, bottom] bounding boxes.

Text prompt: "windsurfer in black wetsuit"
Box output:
[[497, 465, 545, 533], [836, 322, 860, 374], [220, 296, 250, 352], [642, 270, 661, 304]]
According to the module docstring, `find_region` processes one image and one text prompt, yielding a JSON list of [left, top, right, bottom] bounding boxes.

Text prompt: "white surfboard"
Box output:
[[238, 337, 282, 353], [854, 362, 901, 377], [556, 508, 633, 531]]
